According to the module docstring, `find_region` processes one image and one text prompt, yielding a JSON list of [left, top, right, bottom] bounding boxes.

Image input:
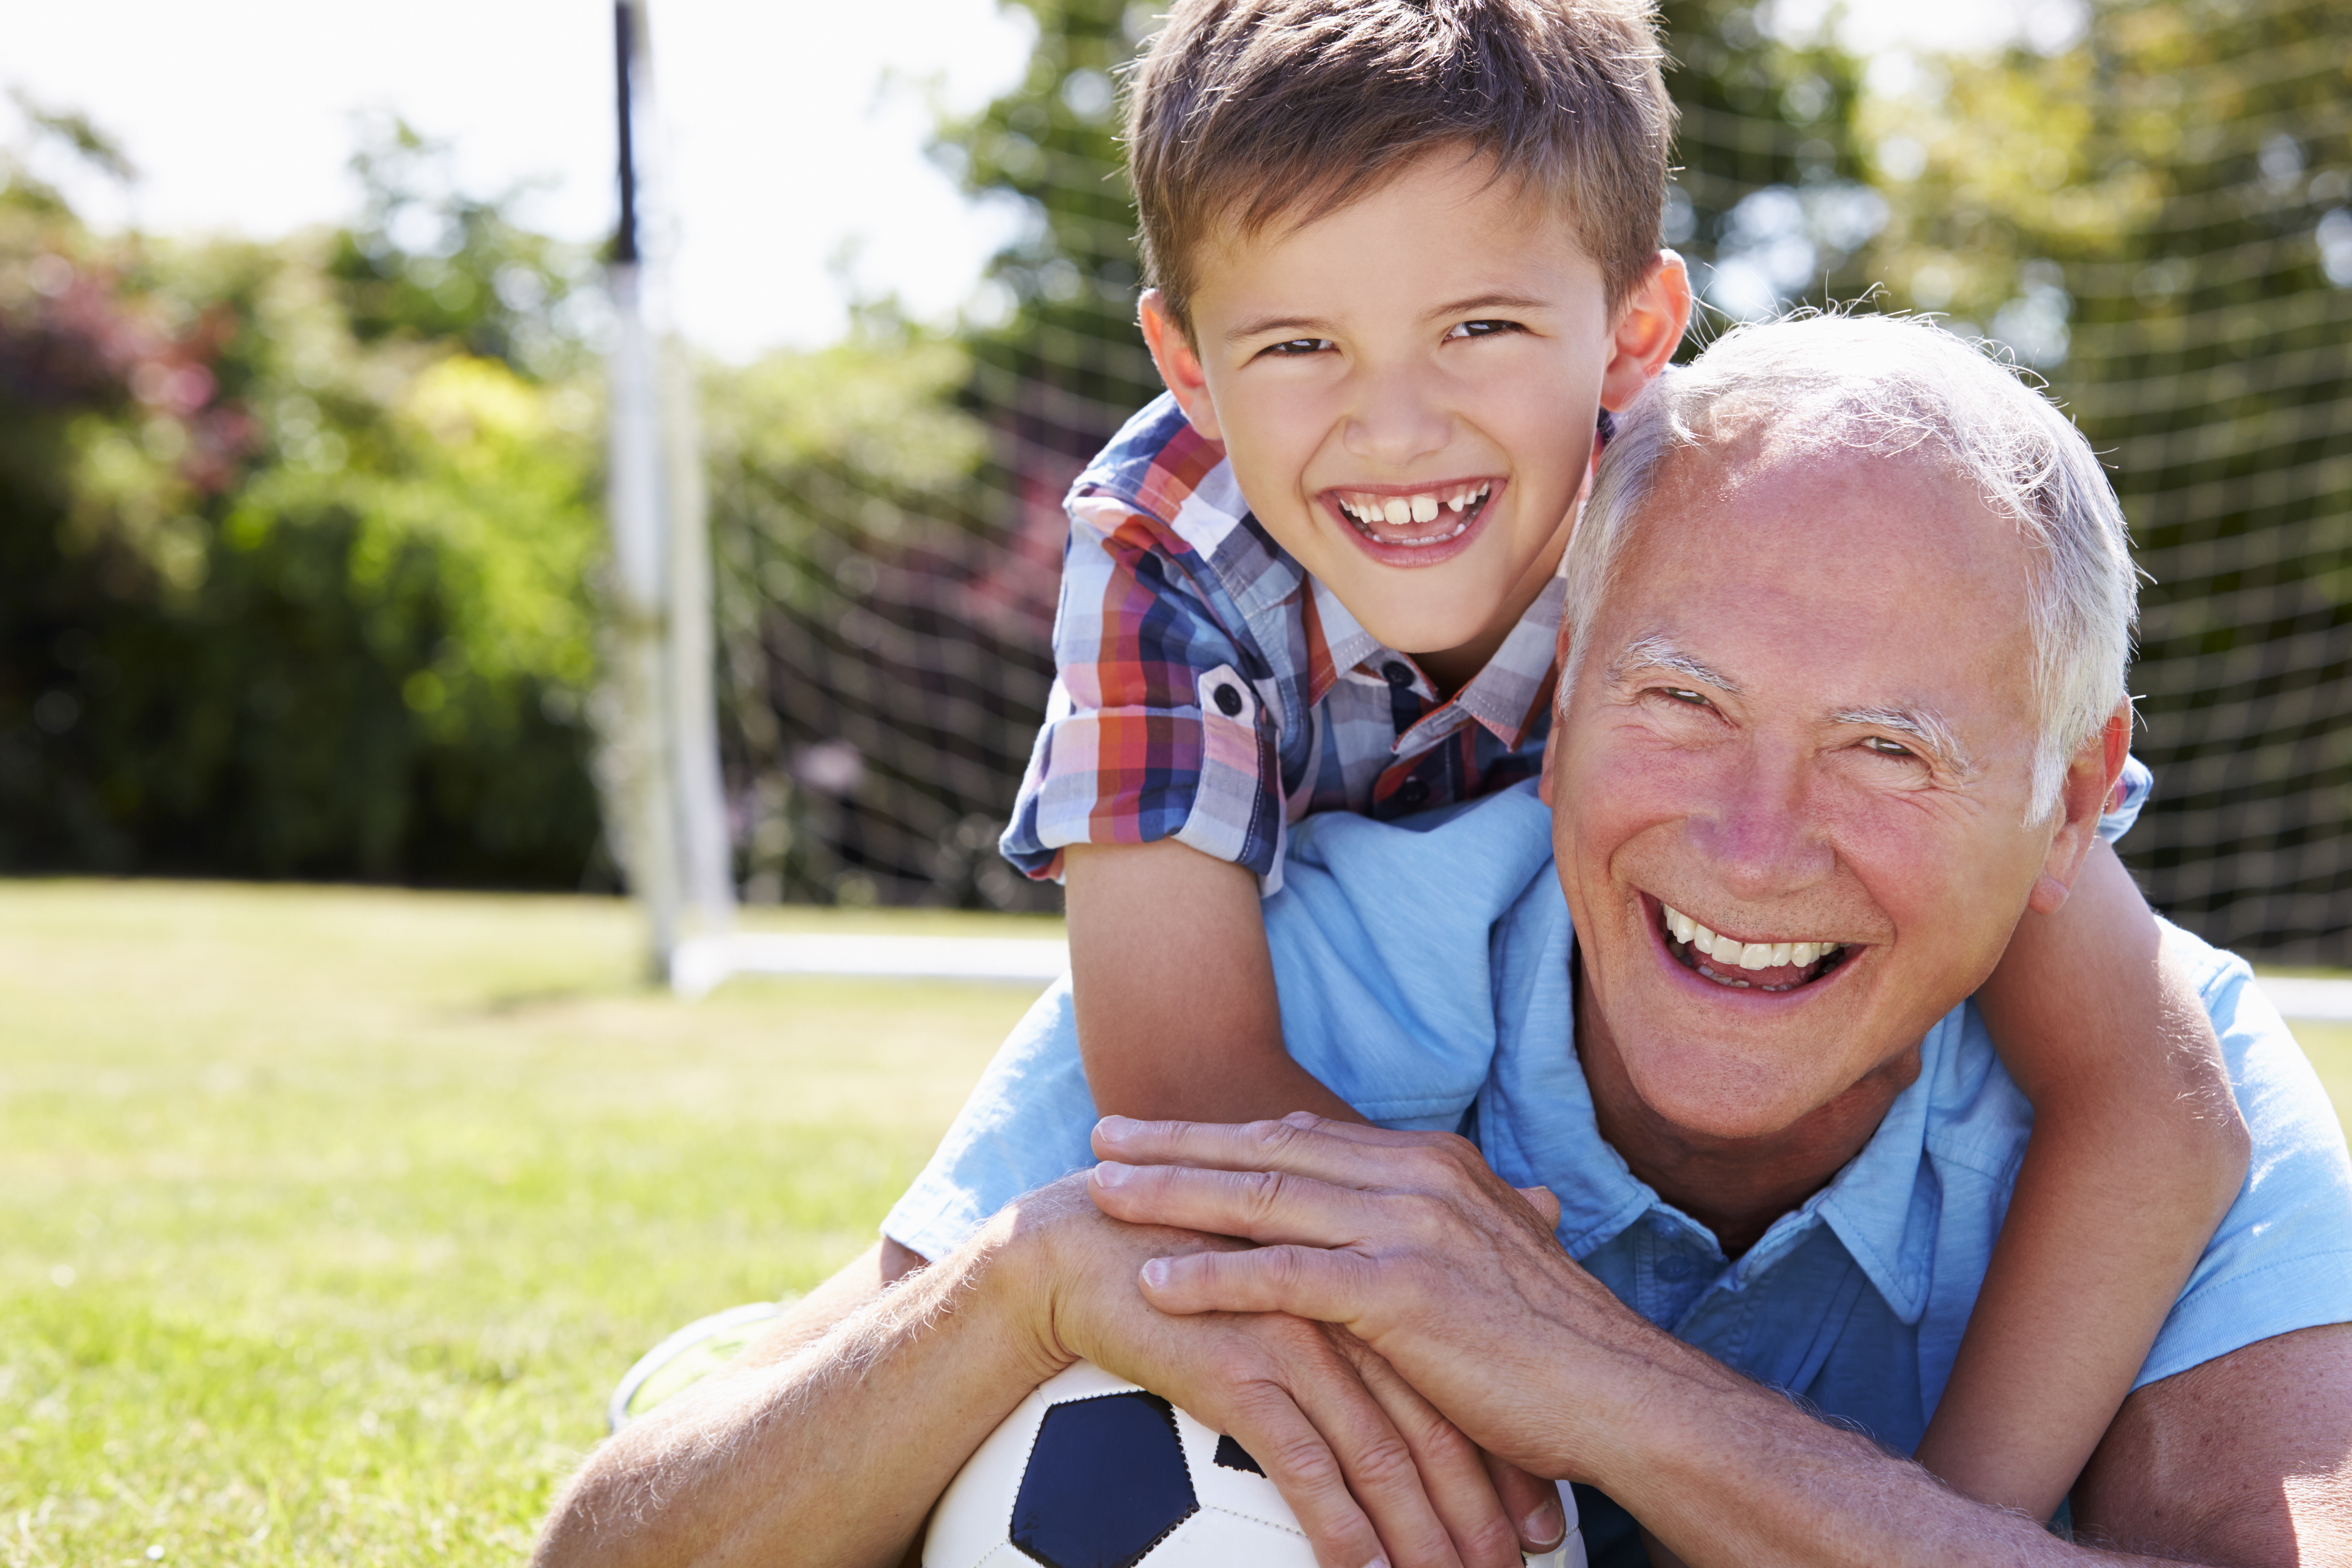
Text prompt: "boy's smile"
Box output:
[[1140, 149, 1689, 690]]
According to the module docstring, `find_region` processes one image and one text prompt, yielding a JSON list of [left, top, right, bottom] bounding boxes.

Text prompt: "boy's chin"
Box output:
[[1345, 582, 1516, 662]]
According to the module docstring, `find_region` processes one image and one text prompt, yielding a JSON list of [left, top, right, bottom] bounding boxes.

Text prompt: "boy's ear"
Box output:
[[1138, 289, 1223, 442], [1598, 252, 1694, 414], [2026, 703, 2134, 916]]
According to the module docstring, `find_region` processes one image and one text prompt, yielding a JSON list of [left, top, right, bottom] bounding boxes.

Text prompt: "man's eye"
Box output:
[[1862, 736, 1915, 757], [1446, 319, 1522, 340], [1261, 337, 1333, 357], [1657, 687, 1710, 708]]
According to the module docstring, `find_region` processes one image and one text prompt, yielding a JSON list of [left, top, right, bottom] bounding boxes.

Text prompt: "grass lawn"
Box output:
[[6, 881, 2352, 1567], [0, 881, 1057, 1567]]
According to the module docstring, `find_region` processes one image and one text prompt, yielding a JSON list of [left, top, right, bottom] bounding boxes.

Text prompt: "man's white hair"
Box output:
[[1563, 311, 2138, 821]]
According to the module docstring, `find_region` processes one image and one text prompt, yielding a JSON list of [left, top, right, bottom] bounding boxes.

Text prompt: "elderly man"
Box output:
[[536, 316, 2352, 1568]]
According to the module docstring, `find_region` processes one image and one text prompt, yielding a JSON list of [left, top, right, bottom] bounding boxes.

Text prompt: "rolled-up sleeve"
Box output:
[[1000, 499, 1282, 883]]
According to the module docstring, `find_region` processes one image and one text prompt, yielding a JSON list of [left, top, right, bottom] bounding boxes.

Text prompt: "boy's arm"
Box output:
[[1914, 841, 2250, 1519], [1063, 839, 1364, 1125]]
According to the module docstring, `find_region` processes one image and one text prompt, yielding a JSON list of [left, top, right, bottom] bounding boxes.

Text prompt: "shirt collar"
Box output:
[[1309, 576, 1563, 753]]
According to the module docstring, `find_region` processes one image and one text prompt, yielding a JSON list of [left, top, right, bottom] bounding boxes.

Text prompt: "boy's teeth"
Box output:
[[1337, 484, 1491, 533]]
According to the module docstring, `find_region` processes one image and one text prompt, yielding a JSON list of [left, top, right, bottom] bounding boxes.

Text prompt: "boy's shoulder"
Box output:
[[1069, 395, 1281, 578]]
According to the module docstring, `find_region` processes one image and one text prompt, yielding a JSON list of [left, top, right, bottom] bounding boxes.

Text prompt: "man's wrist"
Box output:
[[958, 1178, 1096, 1389], [1516, 1302, 1764, 1496]]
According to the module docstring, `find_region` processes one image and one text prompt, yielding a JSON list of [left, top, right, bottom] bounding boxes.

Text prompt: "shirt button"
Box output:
[[1381, 661, 1415, 688], [1655, 1253, 1695, 1283], [1213, 684, 1245, 716], [1396, 778, 1431, 808]]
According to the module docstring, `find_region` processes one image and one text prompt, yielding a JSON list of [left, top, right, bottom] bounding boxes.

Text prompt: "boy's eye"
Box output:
[[1446, 319, 1523, 340], [1260, 337, 1333, 357]]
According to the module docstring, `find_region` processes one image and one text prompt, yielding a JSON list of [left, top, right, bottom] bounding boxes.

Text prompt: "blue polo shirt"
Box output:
[[884, 783, 2352, 1558]]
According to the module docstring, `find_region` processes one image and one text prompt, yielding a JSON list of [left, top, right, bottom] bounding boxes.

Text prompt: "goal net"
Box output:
[[712, 0, 2352, 963]]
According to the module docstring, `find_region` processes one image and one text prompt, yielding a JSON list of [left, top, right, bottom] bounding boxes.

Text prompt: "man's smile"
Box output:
[[1645, 894, 1862, 995]]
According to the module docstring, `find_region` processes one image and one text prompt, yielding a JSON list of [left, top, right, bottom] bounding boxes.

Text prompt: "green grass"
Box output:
[[0, 881, 1055, 1566]]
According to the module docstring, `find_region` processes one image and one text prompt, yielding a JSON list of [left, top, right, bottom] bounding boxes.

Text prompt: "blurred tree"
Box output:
[[935, 0, 1156, 485], [1865, 0, 2352, 958], [1654, 0, 1878, 336], [327, 116, 596, 382], [0, 121, 606, 886]]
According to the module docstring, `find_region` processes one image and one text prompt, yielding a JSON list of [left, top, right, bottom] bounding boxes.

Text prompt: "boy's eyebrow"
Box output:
[[1608, 633, 1741, 695], [1426, 290, 1557, 320], [1224, 312, 1336, 344], [1222, 290, 1560, 344]]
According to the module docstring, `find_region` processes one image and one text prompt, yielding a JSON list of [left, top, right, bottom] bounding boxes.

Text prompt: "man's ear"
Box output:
[[1138, 289, 1223, 442], [2027, 704, 2134, 916], [1598, 251, 1694, 414]]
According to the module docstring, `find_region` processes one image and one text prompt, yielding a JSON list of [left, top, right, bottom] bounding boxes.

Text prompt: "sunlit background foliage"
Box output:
[[5, 0, 2351, 953]]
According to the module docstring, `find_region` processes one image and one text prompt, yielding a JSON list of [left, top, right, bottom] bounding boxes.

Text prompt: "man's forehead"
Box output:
[[1630, 430, 2025, 584], [1591, 440, 2038, 747]]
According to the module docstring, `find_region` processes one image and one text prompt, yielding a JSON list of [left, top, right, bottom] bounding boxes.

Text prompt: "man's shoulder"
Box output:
[[1919, 924, 2352, 1391], [1923, 925, 2336, 1166], [1284, 781, 1555, 895]]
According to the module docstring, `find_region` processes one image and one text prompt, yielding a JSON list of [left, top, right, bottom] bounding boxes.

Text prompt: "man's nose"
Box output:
[[1341, 369, 1450, 470], [1688, 744, 1834, 902]]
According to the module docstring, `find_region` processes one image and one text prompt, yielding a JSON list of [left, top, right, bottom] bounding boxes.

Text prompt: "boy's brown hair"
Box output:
[[1125, 0, 1674, 333]]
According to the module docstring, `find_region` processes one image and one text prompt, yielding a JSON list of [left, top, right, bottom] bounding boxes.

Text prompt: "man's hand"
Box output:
[[1085, 1112, 1697, 1485], [1084, 1113, 2352, 1568], [1017, 1172, 1562, 1568]]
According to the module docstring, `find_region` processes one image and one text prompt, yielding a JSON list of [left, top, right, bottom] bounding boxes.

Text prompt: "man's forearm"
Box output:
[[1586, 1344, 2224, 1568], [532, 1221, 1063, 1568]]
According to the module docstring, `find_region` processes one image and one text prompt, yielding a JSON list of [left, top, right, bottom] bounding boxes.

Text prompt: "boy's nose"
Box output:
[[1341, 375, 1451, 470]]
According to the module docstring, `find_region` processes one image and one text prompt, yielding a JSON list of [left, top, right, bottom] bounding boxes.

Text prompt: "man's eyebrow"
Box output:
[[1830, 705, 1979, 776], [1607, 634, 1742, 695]]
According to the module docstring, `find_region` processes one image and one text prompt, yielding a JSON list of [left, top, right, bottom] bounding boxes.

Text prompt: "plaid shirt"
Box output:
[[1002, 394, 1561, 893]]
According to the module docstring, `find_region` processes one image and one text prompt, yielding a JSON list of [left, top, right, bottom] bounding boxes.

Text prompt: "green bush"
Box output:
[[0, 127, 608, 887]]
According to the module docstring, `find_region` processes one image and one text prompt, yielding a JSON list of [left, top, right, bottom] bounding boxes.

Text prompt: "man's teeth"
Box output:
[[1338, 485, 1490, 545], [1661, 904, 1841, 972]]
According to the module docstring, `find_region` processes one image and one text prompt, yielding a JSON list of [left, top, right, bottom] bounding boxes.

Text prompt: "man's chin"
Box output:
[[1617, 1045, 1833, 1144], [1592, 969, 1878, 1142]]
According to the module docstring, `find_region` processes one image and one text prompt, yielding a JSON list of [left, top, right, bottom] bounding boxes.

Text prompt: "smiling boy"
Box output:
[[964, 0, 2248, 1529]]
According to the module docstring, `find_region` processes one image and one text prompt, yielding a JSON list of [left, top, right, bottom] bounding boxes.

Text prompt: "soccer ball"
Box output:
[[925, 1360, 1585, 1568]]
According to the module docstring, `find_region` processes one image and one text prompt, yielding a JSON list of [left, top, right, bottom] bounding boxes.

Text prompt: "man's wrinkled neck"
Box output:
[[1570, 951, 1922, 1255]]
